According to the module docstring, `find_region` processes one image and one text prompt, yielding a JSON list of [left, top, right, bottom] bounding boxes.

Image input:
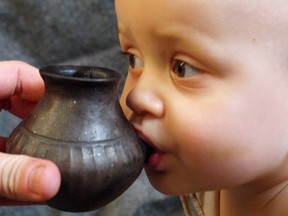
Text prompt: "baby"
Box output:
[[115, 0, 288, 215]]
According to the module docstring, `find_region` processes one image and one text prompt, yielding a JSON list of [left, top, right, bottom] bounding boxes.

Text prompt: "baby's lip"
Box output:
[[141, 139, 156, 164], [133, 129, 157, 163]]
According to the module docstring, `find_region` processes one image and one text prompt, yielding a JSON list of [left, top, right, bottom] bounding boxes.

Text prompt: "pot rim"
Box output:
[[39, 65, 121, 83]]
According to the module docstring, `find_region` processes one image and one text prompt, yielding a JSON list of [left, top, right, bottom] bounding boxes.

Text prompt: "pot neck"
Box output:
[[39, 65, 121, 100]]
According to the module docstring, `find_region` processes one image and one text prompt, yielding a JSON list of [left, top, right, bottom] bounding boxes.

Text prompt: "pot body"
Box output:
[[7, 65, 145, 212]]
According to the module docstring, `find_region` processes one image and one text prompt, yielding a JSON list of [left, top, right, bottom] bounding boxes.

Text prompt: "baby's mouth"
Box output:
[[140, 139, 156, 164], [132, 127, 160, 165]]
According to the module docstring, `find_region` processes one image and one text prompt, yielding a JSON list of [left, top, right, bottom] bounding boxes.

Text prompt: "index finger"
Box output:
[[0, 61, 44, 117], [0, 61, 44, 101]]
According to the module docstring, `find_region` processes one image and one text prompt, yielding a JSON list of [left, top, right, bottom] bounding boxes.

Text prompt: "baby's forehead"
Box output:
[[116, 0, 287, 25], [116, 0, 288, 46], [184, 1, 288, 35]]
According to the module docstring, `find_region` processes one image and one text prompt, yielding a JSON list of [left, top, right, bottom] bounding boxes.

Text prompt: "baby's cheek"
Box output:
[[119, 74, 135, 118], [120, 90, 139, 122], [119, 94, 130, 118], [119, 94, 125, 109]]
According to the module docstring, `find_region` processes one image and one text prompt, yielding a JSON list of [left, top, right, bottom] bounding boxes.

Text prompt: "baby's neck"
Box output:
[[220, 180, 288, 216]]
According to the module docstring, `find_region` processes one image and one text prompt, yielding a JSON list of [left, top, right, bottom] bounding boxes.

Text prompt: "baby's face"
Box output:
[[116, 0, 288, 194]]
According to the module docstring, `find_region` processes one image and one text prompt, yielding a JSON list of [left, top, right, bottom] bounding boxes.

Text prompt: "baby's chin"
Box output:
[[143, 169, 186, 195]]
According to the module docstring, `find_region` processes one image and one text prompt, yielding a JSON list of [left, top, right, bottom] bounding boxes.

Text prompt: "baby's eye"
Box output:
[[172, 60, 200, 78], [124, 52, 144, 69]]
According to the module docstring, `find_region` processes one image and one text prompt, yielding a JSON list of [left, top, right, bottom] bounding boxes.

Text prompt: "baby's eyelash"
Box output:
[[120, 51, 130, 57], [120, 51, 134, 62]]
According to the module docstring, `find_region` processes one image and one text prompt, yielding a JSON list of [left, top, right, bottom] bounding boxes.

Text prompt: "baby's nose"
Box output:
[[126, 86, 164, 118]]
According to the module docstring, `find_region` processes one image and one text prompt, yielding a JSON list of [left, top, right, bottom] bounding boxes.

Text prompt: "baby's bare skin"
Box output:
[[116, 0, 288, 215]]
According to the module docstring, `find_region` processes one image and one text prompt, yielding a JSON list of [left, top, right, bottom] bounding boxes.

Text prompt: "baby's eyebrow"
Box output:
[[153, 24, 192, 42], [117, 22, 131, 38], [116, 20, 128, 35]]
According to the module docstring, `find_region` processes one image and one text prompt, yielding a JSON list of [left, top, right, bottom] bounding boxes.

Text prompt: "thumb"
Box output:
[[0, 152, 60, 202]]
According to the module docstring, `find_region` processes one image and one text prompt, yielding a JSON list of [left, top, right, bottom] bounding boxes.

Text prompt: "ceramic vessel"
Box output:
[[7, 65, 146, 212]]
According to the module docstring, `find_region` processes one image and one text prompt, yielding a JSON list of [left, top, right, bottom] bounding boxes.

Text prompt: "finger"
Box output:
[[0, 61, 44, 117], [9, 96, 38, 119], [0, 138, 41, 205], [0, 153, 60, 202], [0, 60, 44, 101], [0, 196, 42, 206]]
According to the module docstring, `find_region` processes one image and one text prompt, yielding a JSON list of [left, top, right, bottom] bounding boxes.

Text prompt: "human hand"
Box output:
[[0, 61, 60, 205]]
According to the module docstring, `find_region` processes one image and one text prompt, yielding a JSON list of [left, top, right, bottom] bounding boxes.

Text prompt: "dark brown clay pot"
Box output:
[[6, 65, 146, 212]]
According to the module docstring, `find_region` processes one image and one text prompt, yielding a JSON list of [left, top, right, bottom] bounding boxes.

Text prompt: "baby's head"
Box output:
[[115, 0, 288, 195]]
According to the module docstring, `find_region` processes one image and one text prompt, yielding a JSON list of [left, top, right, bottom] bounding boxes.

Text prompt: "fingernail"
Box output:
[[28, 165, 45, 195]]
